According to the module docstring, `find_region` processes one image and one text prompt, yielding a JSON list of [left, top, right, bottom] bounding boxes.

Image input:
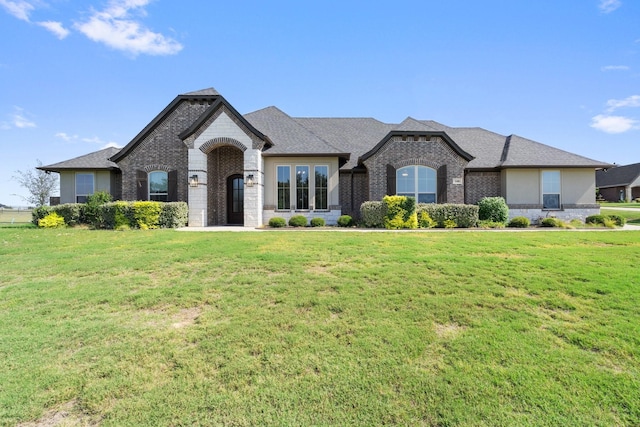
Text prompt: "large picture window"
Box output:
[[314, 165, 328, 210], [277, 166, 290, 210], [397, 166, 436, 203], [75, 173, 94, 203], [296, 166, 310, 210], [149, 171, 168, 202], [542, 170, 561, 209]]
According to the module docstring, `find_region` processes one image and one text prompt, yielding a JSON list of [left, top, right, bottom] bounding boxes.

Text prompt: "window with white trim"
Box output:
[[149, 171, 168, 202], [314, 165, 328, 210], [277, 166, 291, 210], [397, 165, 436, 203], [296, 166, 309, 210], [542, 170, 561, 209], [76, 173, 94, 203]]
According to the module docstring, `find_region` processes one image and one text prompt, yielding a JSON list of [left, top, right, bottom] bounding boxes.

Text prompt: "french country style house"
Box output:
[[40, 88, 610, 227]]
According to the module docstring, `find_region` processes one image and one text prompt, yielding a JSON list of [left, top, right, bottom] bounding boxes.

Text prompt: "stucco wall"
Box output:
[[504, 168, 597, 207], [58, 170, 113, 204]]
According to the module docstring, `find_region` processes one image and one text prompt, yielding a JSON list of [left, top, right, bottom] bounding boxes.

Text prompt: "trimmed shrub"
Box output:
[[383, 195, 417, 229], [38, 212, 65, 228], [288, 215, 307, 227], [478, 197, 509, 223], [32, 205, 52, 225], [53, 204, 83, 227], [159, 202, 189, 228], [478, 220, 505, 229], [508, 216, 530, 228], [269, 217, 287, 228], [132, 201, 162, 229], [585, 214, 606, 225], [337, 215, 353, 227], [360, 201, 387, 228], [310, 217, 325, 227], [85, 191, 113, 229], [605, 214, 625, 227], [417, 203, 479, 228], [443, 219, 457, 229], [417, 211, 436, 228], [540, 217, 561, 227]]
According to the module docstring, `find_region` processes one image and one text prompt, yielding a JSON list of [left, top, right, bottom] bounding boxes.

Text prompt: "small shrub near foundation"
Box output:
[[310, 217, 325, 227], [337, 215, 353, 227], [288, 215, 307, 227], [38, 212, 65, 228], [269, 217, 287, 228], [508, 216, 530, 228]]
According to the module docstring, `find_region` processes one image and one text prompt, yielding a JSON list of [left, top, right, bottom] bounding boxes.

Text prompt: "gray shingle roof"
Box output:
[[182, 87, 220, 96], [596, 163, 640, 187], [39, 147, 121, 172]]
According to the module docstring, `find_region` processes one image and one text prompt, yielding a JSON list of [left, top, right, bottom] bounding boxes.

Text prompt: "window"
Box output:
[[397, 166, 436, 203], [542, 170, 561, 209], [277, 166, 291, 210], [296, 166, 310, 210], [76, 173, 94, 203], [315, 165, 328, 210], [149, 171, 168, 202]]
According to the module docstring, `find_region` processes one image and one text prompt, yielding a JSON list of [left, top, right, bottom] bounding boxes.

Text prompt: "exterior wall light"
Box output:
[[189, 175, 199, 187], [246, 174, 254, 187]]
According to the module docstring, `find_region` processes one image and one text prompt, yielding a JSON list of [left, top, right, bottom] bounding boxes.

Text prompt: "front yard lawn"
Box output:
[[1, 229, 639, 426]]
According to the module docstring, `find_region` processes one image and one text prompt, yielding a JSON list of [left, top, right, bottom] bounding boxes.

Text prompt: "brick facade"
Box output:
[[464, 171, 501, 204], [339, 170, 369, 219], [117, 100, 212, 202], [362, 136, 469, 203], [206, 146, 244, 225]]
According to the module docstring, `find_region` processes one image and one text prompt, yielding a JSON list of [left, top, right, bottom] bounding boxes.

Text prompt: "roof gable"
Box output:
[[596, 163, 640, 187]]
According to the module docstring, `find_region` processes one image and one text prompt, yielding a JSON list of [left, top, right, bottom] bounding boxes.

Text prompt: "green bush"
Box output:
[[585, 214, 606, 225], [54, 204, 83, 227], [38, 212, 65, 228], [310, 217, 325, 227], [605, 214, 625, 227], [417, 211, 436, 228], [159, 202, 189, 228], [383, 195, 417, 229], [360, 201, 387, 228], [32, 206, 52, 225], [478, 197, 509, 223], [288, 215, 307, 227], [477, 220, 505, 229], [132, 201, 162, 229], [508, 216, 530, 228], [84, 191, 113, 228], [443, 219, 457, 229], [540, 217, 561, 227], [337, 215, 353, 227], [417, 203, 478, 228], [269, 217, 287, 228]]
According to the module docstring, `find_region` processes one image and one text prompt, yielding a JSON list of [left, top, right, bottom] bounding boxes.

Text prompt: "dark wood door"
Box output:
[[227, 174, 244, 225]]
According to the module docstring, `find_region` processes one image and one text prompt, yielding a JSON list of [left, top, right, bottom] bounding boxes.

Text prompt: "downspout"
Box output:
[[350, 169, 355, 217]]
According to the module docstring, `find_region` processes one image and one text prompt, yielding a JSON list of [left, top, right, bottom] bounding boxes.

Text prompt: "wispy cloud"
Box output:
[[0, 0, 34, 21], [55, 132, 78, 142], [75, 0, 183, 57], [605, 95, 640, 113], [591, 115, 638, 134], [37, 20, 70, 39], [599, 0, 622, 13], [1, 106, 36, 129], [56, 132, 121, 149], [601, 65, 630, 71]]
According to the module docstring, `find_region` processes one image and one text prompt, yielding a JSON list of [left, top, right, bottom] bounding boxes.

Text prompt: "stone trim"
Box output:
[[142, 164, 173, 173], [200, 137, 247, 154], [394, 158, 441, 170]]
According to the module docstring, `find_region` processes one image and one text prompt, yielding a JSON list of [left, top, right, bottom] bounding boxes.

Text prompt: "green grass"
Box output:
[[599, 202, 640, 208], [1, 229, 639, 426], [0, 209, 32, 225], [602, 207, 640, 224]]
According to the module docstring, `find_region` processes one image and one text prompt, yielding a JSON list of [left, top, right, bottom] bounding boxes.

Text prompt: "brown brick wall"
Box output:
[[207, 146, 244, 225], [339, 170, 369, 219], [116, 100, 212, 201], [464, 171, 501, 204], [362, 136, 468, 203]]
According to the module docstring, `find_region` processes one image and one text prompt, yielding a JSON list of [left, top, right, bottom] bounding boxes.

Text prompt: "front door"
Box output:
[[227, 174, 244, 225]]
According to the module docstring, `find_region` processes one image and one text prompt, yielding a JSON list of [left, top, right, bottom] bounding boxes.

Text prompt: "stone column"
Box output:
[[243, 147, 263, 227], [188, 148, 207, 226]]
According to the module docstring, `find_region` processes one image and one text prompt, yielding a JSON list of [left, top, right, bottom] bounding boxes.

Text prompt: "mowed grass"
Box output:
[[602, 207, 640, 225], [1, 229, 639, 426]]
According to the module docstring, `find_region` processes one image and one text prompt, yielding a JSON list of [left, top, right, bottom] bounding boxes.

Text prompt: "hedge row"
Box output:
[[360, 199, 479, 229], [33, 201, 188, 229]]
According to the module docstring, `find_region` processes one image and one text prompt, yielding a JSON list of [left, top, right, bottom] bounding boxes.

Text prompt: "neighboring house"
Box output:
[[40, 88, 610, 227], [596, 163, 640, 202]]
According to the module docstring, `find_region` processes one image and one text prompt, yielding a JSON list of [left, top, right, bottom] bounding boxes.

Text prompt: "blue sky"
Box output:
[[1, 0, 638, 206]]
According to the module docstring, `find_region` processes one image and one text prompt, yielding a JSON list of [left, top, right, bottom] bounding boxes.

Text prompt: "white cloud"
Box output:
[[55, 132, 77, 141], [599, 0, 622, 13], [0, 0, 34, 21], [75, 0, 183, 57], [590, 114, 638, 133], [9, 107, 36, 129], [37, 20, 70, 39], [601, 65, 629, 71], [102, 141, 122, 149], [82, 136, 120, 147], [605, 95, 640, 112]]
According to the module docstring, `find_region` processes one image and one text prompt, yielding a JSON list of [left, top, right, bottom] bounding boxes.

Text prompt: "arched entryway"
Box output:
[[207, 145, 244, 225], [227, 174, 244, 225]]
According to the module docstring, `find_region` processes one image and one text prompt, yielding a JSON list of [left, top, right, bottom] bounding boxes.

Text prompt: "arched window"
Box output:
[[149, 171, 168, 202], [397, 166, 436, 203]]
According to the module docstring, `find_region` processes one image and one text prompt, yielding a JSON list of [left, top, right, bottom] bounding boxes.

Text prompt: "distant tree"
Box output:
[[13, 160, 58, 207]]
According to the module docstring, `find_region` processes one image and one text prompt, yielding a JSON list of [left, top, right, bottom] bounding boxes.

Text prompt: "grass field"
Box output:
[[1, 228, 639, 426], [0, 209, 31, 224]]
